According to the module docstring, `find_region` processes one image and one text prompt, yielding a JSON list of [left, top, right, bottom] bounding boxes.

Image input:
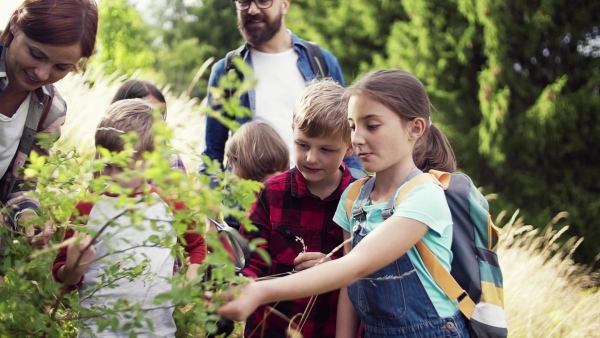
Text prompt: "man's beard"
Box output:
[[238, 10, 283, 47]]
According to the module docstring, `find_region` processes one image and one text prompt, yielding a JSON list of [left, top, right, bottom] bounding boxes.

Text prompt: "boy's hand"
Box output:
[[57, 232, 96, 287], [66, 232, 96, 274], [185, 263, 201, 280], [25, 221, 55, 250], [18, 213, 55, 250], [293, 252, 330, 272]]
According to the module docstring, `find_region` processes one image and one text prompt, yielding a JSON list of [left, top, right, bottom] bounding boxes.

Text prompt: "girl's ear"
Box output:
[[408, 117, 427, 140]]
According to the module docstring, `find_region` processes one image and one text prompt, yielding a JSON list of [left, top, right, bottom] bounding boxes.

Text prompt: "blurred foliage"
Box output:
[[0, 72, 262, 336]]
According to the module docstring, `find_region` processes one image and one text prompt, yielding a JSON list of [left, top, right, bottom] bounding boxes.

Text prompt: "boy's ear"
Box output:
[[408, 118, 427, 140], [344, 143, 354, 157], [133, 158, 151, 172]]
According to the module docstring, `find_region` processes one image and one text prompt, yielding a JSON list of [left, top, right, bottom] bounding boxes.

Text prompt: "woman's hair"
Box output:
[[226, 122, 289, 182], [111, 79, 167, 118], [293, 78, 351, 145], [96, 99, 155, 158], [1, 0, 98, 59], [346, 69, 456, 172]]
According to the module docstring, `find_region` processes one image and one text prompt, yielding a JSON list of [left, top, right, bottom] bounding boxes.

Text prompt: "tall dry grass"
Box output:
[[53, 71, 599, 338], [54, 69, 206, 171], [498, 210, 599, 337]]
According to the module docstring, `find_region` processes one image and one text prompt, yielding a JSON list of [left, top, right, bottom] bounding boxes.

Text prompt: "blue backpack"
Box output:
[[345, 170, 507, 338]]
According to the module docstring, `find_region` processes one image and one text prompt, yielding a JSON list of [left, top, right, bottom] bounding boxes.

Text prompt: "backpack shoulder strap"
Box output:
[[345, 176, 370, 220], [415, 241, 476, 318], [1, 85, 55, 201], [37, 84, 54, 132], [428, 169, 451, 189], [394, 172, 441, 208], [394, 170, 477, 318], [223, 45, 245, 99], [224, 46, 243, 75], [301, 39, 328, 79]]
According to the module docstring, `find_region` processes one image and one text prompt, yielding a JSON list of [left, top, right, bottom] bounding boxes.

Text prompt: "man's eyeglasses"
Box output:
[[234, 0, 273, 11]]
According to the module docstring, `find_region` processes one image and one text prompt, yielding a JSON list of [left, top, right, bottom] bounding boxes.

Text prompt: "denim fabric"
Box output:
[[199, 31, 364, 177], [347, 224, 470, 338]]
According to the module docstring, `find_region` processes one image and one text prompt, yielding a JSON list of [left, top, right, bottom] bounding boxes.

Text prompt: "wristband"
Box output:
[[14, 209, 38, 227]]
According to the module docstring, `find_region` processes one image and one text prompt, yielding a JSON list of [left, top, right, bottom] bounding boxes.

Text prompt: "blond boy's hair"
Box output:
[[293, 79, 350, 144], [95, 99, 155, 158], [226, 122, 289, 182]]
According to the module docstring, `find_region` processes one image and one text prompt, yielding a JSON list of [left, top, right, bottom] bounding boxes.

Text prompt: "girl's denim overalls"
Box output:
[[346, 173, 470, 338]]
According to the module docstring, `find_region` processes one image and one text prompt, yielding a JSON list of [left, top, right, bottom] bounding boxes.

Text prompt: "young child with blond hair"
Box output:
[[53, 99, 206, 337], [239, 79, 354, 338], [225, 121, 289, 183]]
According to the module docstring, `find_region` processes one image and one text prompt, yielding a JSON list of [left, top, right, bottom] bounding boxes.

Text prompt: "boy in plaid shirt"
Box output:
[[240, 79, 355, 338]]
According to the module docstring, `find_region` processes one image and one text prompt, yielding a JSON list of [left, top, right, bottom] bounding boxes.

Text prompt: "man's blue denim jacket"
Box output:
[[199, 31, 364, 178]]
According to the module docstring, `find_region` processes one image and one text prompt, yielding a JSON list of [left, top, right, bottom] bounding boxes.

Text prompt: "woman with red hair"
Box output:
[[0, 0, 98, 256]]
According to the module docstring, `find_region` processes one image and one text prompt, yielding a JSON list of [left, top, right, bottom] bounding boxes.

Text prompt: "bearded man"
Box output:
[[199, 0, 363, 178]]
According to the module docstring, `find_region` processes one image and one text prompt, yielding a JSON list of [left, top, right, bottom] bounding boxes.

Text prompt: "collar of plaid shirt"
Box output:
[[290, 163, 353, 200]]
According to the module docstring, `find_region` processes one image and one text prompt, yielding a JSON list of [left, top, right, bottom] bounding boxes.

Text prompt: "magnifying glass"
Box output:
[[206, 216, 251, 273], [204, 217, 251, 338]]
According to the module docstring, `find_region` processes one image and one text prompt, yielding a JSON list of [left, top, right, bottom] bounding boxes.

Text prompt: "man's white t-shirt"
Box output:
[[0, 93, 31, 178], [251, 47, 307, 168]]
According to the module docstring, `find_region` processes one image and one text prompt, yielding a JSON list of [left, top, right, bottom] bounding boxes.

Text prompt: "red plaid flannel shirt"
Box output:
[[240, 165, 352, 338]]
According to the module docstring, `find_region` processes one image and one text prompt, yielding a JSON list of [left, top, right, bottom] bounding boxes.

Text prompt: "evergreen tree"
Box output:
[[377, 0, 600, 265], [152, 0, 241, 98], [286, 0, 407, 83], [92, 0, 156, 76]]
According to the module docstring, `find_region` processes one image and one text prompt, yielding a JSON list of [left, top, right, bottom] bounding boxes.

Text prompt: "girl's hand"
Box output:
[[210, 282, 262, 322], [294, 252, 330, 271]]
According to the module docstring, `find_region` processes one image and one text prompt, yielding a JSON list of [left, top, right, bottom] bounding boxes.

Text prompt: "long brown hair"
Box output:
[[112, 80, 168, 119], [346, 69, 456, 172], [1, 0, 98, 59]]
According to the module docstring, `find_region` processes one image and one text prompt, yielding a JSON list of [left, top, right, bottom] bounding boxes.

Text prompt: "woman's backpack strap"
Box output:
[[36, 84, 54, 131]]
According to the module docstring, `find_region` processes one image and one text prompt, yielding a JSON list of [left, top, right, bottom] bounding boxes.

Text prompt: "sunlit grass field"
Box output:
[[54, 71, 599, 338]]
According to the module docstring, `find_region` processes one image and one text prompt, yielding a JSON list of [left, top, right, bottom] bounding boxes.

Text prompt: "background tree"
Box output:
[[286, 0, 407, 83], [373, 0, 600, 265], [150, 0, 241, 98], [92, 0, 157, 76]]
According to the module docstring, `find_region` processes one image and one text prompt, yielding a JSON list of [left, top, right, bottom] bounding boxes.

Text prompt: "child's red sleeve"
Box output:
[[51, 227, 75, 283], [239, 192, 271, 279], [171, 200, 207, 265], [52, 201, 93, 290], [182, 231, 206, 264]]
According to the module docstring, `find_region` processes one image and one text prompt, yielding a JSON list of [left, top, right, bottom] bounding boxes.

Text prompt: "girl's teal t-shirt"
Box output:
[[333, 180, 458, 318]]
